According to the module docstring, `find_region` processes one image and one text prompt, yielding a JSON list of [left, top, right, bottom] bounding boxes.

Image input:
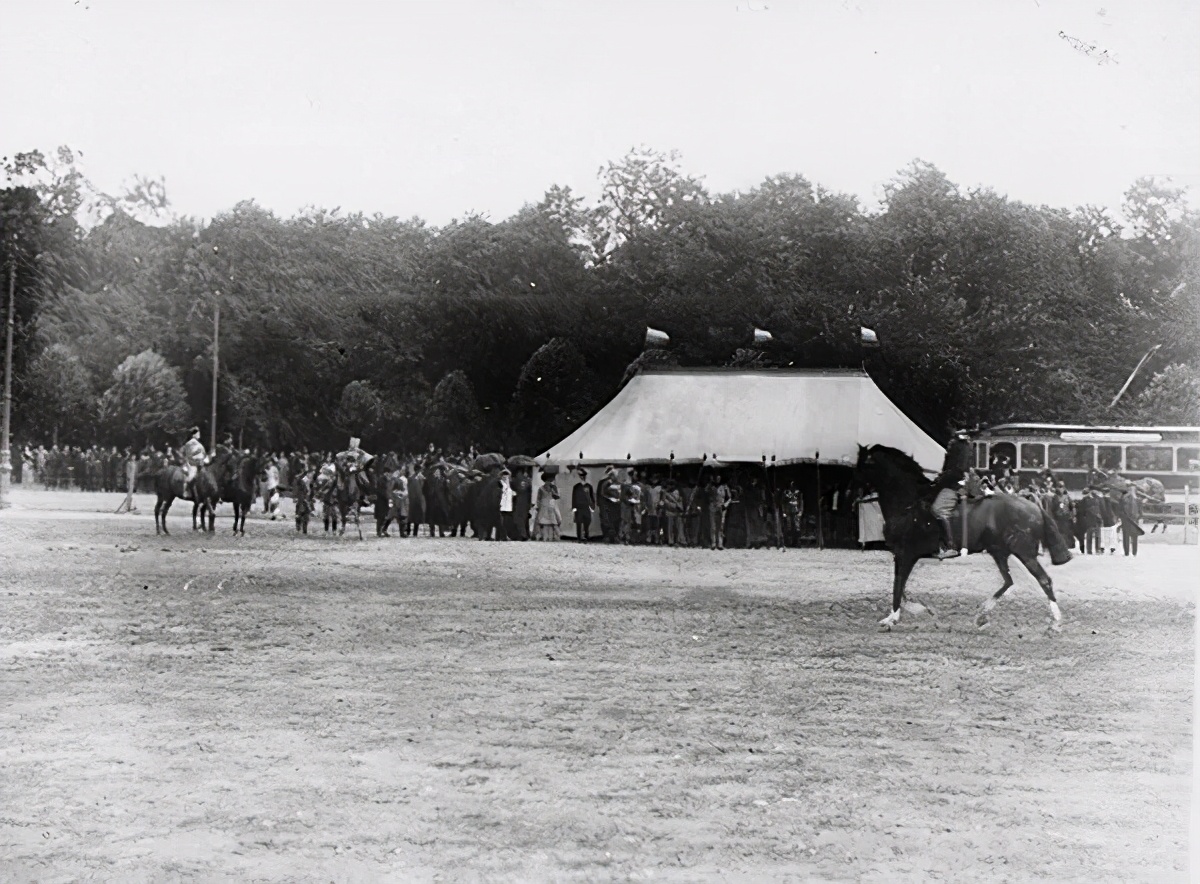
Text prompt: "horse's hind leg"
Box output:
[[1015, 552, 1061, 633], [976, 548, 1016, 629]]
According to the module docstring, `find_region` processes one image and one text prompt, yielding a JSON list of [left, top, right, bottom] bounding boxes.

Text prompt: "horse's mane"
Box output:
[[864, 444, 933, 485]]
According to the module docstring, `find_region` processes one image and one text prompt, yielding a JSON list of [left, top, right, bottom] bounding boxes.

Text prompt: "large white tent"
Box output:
[[533, 367, 945, 539], [538, 367, 945, 471]]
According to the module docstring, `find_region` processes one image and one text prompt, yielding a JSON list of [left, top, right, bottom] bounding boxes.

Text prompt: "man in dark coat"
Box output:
[[473, 471, 503, 540], [931, 429, 973, 558], [512, 468, 533, 541], [571, 468, 596, 542], [596, 465, 621, 543], [1076, 489, 1102, 554], [1119, 486, 1144, 556]]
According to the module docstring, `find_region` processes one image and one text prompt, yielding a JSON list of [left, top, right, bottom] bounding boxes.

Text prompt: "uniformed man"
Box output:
[[180, 426, 207, 500], [931, 429, 972, 558]]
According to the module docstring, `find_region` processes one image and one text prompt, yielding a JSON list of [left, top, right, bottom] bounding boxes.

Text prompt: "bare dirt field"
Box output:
[[1, 489, 1195, 882]]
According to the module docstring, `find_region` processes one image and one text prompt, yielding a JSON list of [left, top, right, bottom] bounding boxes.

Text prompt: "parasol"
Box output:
[[472, 452, 506, 472], [540, 462, 561, 475]]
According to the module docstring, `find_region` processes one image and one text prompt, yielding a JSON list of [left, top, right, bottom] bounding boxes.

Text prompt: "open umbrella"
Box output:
[[540, 462, 561, 475], [506, 454, 538, 469], [472, 452, 506, 472]]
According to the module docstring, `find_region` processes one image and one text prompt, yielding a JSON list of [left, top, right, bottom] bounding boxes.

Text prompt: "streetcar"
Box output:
[[971, 423, 1200, 498]]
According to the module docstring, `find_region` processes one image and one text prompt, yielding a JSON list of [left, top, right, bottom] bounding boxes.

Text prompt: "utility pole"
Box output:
[[208, 243, 222, 452], [0, 258, 14, 509], [210, 301, 220, 452]]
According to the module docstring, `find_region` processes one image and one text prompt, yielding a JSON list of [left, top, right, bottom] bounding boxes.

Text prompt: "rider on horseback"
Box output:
[[181, 426, 207, 500], [337, 437, 375, 500], [931, 429, 973, 559]]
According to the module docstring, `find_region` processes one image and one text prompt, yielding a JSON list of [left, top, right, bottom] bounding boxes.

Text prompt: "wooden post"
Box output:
[[0, 259, 14, 509], [1185, 484, 1192, 545]]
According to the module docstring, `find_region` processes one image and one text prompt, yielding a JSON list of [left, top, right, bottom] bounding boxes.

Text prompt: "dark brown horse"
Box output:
[[153, 465, 220, 535], [333, 458, 366, 539], [220, 451, 260, 535], [855, 445, 1072, 632]]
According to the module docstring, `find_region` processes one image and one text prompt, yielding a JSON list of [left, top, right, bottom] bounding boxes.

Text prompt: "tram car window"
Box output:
[[1048, 444, 1093, 471], [1020, 443, 1046, 470], [1177, 447, 1199, 472], [1126, 446, 1173, 472], [1097, 445, 1122, 472]]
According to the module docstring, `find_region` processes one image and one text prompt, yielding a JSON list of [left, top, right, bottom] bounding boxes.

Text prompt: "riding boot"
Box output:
[[936, 516, 960, 558]]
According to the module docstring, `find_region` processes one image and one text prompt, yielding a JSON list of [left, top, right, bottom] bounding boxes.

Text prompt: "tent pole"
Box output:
[[815, 451, 824, 550]]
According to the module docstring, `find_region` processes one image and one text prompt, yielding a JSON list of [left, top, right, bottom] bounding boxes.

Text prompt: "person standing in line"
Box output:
[[661, 479, 685, 547], [512, 467, 534, 541], [535, 472, 562, 541], [1098, 489, 1119, 554], [1077, 488, 1102, 554], [571, 468, 595, 542], [597, 465, 621, 543], [498, 469, 515, 541], [642, 475, 662, 545], [263, 458, 281, 518], [1119, 485, 1144, 556], [619, 469, 642, 544], [390, 465, 410, 538], [706, 473, 730, 550]]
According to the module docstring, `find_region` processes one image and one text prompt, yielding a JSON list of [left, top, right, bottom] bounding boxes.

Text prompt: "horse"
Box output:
[[153, 464, 220, 535], [333, 458, 368, 539], [855, 445, 1072, 632], [220, 451, 260, 535]]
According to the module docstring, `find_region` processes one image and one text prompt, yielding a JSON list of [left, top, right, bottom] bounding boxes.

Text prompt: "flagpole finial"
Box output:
[[645, 327, 671, 348]]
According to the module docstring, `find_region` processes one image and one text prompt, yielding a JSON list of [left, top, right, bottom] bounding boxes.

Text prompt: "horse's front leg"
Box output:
[[880, 555, 918, 628], [976, 548, 1015, 629]]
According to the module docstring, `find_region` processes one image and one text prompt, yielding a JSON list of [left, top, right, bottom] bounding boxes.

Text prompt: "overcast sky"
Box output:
[[3, 0, 1197, 226]]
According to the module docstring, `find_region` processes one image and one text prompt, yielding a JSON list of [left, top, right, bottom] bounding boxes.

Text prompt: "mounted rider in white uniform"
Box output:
[[181, 427, 207, 500]]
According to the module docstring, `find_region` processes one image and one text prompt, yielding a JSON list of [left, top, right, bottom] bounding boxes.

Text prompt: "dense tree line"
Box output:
[[2, 146, 1197, 454]]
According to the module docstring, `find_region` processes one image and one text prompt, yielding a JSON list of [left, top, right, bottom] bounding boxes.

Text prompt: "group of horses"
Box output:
[[152, 449, 262, 535]]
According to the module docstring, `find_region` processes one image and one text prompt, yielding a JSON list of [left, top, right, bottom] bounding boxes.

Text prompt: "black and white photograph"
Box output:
[[1, 1, 1197, 880]]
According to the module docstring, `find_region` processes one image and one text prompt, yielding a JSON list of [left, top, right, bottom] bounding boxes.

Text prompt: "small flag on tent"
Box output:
[[645, 327, 671, 347], [860, 326, 879, 348], [753, 328, 774, 344]]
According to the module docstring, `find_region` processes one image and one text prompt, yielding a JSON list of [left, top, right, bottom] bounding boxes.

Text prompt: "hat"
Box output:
[[189, 426, 201, 436], [605, 465, 615, 474], [349, 437, 361, 449]]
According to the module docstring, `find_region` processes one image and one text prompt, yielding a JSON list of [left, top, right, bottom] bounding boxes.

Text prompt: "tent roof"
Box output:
[[538, 367, 945, 471]]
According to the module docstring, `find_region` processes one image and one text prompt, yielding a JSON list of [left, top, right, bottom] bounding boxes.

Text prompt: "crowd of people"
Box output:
[[10, 435, 1151, 556]]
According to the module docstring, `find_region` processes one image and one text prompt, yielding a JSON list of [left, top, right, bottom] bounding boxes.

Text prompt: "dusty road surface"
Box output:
[[1, 489, 1194, 882]]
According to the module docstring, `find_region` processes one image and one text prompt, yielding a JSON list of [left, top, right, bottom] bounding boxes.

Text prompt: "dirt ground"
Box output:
[[1, 489, 1195, 883]]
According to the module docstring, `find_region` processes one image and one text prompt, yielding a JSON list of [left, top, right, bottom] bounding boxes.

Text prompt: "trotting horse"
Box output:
[[154, 464, 220, 535], [855, 445, 1072, 632]]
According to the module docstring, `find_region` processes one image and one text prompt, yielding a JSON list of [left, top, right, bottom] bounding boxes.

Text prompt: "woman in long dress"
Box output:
[[389, 467, 409, 537], [534, 474, 562, 541]]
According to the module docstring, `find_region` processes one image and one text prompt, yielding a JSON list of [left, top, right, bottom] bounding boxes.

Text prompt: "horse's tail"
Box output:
[[1041, 507, 1073, 566]]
